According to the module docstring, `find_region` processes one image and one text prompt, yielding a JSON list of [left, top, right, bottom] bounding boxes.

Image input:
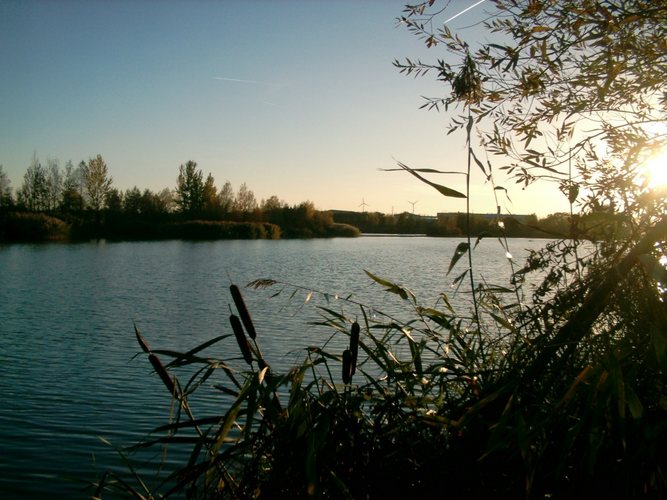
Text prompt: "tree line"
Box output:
[[0, 154, 593, 241], [335, 209, 579, 238], [0, 155, 359, 241]]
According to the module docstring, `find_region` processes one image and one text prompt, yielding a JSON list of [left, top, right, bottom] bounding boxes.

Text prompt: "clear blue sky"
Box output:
[[0, 0, 565, 216]]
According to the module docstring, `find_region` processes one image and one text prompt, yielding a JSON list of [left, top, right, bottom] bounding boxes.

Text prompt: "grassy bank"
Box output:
[[0, 211, 360, 243]]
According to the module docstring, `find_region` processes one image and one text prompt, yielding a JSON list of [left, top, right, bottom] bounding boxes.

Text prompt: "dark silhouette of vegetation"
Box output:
[[334, 209, 568, 238], [0, 165, 14, 210], [175, 160, 205, 215], [0, 153, 580, 242], [0, 211, 69, 242], [92, 1, 666, 499], [0, 156, 359, 242]]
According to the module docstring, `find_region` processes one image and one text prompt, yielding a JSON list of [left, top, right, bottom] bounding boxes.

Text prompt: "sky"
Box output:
[[0, 0, 568, 217]]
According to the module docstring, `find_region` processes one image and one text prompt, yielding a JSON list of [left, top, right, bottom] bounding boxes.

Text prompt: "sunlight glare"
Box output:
[[642, 149, 667, 189]]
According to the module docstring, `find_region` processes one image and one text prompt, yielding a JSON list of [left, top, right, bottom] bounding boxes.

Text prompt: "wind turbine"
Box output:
[[359, 198, 369, 213], [408, 200, 418, 214]]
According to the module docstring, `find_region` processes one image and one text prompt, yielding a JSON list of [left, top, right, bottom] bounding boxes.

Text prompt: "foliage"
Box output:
[[394, 0, 666, 227], [233, 182, 258, 214], [176, 161, 205, 215], [83, 154, 113, 212], [218, 181, 235, 214], [167, 220, 282, 240], [202, 173, 220, 217], [0, 165, 13, 209], [17, 154, 49, 212], [0, 211, 69, 241], [60, 160, 85, 213], [42, 158, 63, 211]]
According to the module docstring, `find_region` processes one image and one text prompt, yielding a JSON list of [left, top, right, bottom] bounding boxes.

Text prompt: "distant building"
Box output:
[[437, 212, 536, 224]]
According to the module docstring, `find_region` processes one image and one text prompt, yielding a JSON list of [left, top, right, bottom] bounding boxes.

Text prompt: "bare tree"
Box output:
[[45, 158, 62, 211]]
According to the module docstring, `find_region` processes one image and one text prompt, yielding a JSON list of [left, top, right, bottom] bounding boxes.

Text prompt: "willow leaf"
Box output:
[[448, 242, 470, 275], [382, 167, 464, 175], [396, 161, 467, 199], [364, 270, 415, 301], [469, 148, 489, 178]]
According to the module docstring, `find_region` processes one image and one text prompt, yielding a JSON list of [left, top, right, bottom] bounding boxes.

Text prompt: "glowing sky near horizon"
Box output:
[[0, 0, 567, 217]]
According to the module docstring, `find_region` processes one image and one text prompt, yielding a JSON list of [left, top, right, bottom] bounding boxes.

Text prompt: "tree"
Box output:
[[175, 160, 204, 214], [0, 165, 13, 209], [105, 188, 123, 214], [138, 189, 156, 215], [18, 153, 48, 211], [202, 173, 220, 217], [83, 154, 113, 212], [44, 158, 62, 212], [123, 187, 143, 215], [233, 182, 257, 213], [60, 160, 84, 213], [156, 188, 175, 213], [218, 181, 234, 214], [261, 195, 286, 212], [396, 1, 666, 228]]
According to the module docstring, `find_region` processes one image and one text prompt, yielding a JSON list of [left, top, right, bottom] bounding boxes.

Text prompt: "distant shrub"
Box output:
[[0, 212, 70, 242], [167, 220, 282, 240], [326, 222, 361, 237]]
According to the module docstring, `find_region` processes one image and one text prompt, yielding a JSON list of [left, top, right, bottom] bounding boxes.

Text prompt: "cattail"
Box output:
[[230, 284, 257, 340], [350, 322, 360, 376], [230, 314, 253, 365], [342, 349, 353, 385]]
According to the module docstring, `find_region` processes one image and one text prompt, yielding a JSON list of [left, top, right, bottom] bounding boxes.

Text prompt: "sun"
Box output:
[[641, 149, 667, 189]]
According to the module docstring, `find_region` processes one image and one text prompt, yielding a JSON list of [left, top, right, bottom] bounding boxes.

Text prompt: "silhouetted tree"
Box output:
[[0, 165, 13, 209], [18, 154, 48, 211], [176, 160, 204, 214], [234, 182, 257, 213], [261, 195, 285, 212], [123, 187, 143, 215], [83, 154, 113, 212], [202, 173, 220, 217], [60, 160, 84, 213], [218, 181, 234, 214], [44, 158, 63, 212], [156, 188, 175, 213], [105, 188, 123, 214]]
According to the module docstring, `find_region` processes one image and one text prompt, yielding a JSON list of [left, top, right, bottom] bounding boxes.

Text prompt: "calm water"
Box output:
[[0, 236, 550, 498]]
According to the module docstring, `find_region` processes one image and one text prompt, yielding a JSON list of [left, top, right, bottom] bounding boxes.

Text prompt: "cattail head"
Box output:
[[230, 314, 253, 365], [230, 284, 257, 340], [350, 322, 360, 376], [342, 349, 353, 385]]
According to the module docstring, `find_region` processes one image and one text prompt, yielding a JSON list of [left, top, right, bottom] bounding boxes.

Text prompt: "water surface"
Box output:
[[0, 236, 550, 497]]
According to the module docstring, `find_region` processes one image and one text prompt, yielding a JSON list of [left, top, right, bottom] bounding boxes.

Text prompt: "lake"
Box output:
[[0, 236, 551, 498]]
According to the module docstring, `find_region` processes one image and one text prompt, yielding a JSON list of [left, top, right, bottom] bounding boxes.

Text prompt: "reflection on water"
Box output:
[[0, 237, 551, 497]]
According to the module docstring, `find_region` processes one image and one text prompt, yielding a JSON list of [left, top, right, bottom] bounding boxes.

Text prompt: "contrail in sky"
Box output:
[[444, 0, 485, 24], [214, 76, 268, 85]]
